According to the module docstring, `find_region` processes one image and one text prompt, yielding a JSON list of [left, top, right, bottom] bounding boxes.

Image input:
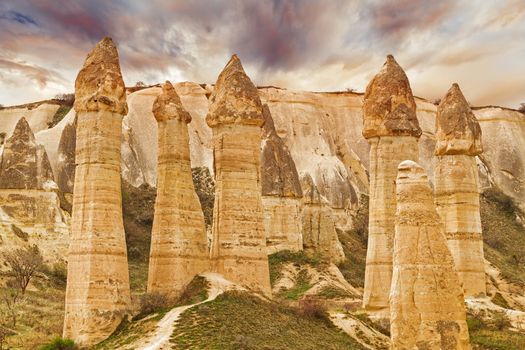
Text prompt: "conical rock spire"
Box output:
[[435, 83, 482, 156], [152, 81, 192, 123], [391, 160, 471, 349], [0, 117, 54, 190], [74, 36, 127, 115], [362, 55, 421, 139], [206, 54, 264, 127]]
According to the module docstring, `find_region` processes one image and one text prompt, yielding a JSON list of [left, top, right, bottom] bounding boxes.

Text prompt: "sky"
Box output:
[[0, 0, 524, 108]]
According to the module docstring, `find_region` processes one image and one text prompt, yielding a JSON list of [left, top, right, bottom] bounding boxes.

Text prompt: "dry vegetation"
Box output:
[[170, 291, 365, 349]]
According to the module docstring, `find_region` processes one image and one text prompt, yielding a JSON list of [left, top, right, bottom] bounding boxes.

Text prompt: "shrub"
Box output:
[[490, 311, 512, 331], [297, 298, 328, 321], [39, 337, 78, 350], [139, 292, 169, 316], [11, 224, 28, 241]]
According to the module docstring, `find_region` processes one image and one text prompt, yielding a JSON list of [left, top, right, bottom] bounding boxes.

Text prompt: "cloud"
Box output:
[[0, 0, 523, 108], [0, 57, 66, 88]]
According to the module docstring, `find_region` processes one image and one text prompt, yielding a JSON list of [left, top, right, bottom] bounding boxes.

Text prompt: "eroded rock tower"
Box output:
[[147, 81, 209, 297], [63, 37, 131, 346], [391, 160, 471, 350], [434, 83, 486, 297], [362, 55, 422, 311], [207, 55, 271, 296]]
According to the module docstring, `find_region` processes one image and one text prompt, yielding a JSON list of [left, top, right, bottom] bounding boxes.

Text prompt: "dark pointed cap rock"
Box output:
[[362, 55, 422, 139], [0, 117, 55, 190], [74, 36, 128, 115], [435, 83, 482, 156], [206, 55, 264, 128], [261, 104, 302, 198], [152, 81, 192, 123]]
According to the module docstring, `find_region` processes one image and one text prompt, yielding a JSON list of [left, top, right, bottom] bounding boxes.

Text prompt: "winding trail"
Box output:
[[124, 273, 244, 350]]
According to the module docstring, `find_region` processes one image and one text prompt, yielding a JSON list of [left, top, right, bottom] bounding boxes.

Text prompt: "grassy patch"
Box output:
[[318, 285, 354, 299], [492, 292, 511, 309], [481, 188, 525, 285], [0, 278, 65, 349], [268, 250, 323, 286], [353, 312, 390, 336], [278, 269, 312, 300], [467, 313, 525, 350], [170, 291, 365, 349], [92, 318, 156, 350], [48, 105, 72, 128]]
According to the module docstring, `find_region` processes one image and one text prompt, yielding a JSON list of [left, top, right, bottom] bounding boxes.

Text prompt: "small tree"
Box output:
[[519, 103, 525, 113], [135, 81, 146, 88], [3, 245, 44, 294]]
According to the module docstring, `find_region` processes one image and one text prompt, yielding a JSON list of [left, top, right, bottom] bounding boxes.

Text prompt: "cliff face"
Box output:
[[2, 84, 524, 239]]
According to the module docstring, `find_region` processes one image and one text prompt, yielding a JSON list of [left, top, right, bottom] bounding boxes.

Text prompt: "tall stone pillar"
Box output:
[[207, 55, 271, 296], [391, 160, 471, 350], [63, 37, 131, 347], [362, 55, 422, 311], [147, 81, 209, 297], [434, 83, 485, 297]]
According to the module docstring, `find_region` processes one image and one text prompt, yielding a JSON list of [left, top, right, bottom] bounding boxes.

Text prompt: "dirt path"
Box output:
[[124, 273, 243, 350]]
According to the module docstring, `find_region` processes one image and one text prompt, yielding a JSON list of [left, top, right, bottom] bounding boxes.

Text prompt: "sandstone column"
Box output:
[[63, 37, 131, 347], [434, 83, 485, 297], [362, 55, 422, 311], [207, 55, 271, 296], [391, 160, 470, 350], [261, 104, 303, 254], [147, 81, 209, 297]]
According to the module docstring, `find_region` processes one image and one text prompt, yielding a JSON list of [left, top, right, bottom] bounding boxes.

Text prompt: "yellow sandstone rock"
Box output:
[[391, 160, 471, 350], [63, 37, 131, 347], [147, 81, 209, 297], [362, 55, 422, 311], [261, 104, 303, 253], [207, 55, 271, 296], [435, 83, 486, 297], [301, 174, 345, 264]]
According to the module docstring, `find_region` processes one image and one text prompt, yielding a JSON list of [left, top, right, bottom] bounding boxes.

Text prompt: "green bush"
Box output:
[[39, 337, 78, 350]]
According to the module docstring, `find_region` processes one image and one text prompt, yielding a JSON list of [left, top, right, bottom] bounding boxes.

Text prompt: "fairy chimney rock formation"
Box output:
[[391, 160, 471, 350], [301, 174, 345, 263], [63, 37, 131, 347], [261, 104, 303, 253], [362, 55, 422, 311], [0, 117, 55, 190], [434, 83, 486, 297], [207, 55, 272, 296], [147, 81, 209, 297]]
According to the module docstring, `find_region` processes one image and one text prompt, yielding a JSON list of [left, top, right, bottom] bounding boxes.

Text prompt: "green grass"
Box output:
[[278, 269, 312, 300], [49, 105, 72, 128], [318, 285, 354, 299], [481, 188, 525, 285], [0, 278, 65, 349], [467, 314, 525, 350], [492, 292, 511, 309], [268, 250, 323, 286], [170, 291, 366, 349]]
